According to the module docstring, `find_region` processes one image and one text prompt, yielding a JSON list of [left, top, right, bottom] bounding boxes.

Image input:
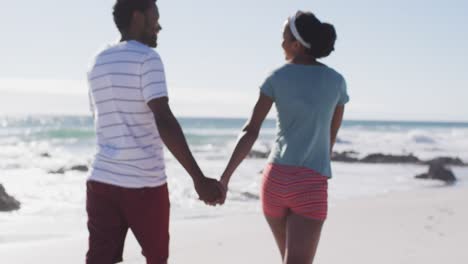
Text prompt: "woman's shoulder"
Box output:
[[263, 64, 300, 81], [322, 66, 345, 82], [270, 64, 344, 79], [265, 64, 291, 76], [262, 64, 346, 88]]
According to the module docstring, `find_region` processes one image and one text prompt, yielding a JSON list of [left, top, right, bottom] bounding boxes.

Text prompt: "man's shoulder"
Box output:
[[87, 42, 163, 75], [97, 42, 153, 59]]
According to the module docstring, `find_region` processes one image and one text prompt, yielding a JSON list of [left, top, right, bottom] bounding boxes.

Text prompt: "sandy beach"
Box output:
[[1, 182, 466, 264]]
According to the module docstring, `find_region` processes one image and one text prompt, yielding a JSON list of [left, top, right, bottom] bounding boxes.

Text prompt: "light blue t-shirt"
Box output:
[[260, 64, 349, 178]]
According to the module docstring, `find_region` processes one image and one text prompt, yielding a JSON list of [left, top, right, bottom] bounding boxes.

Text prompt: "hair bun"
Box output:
[[294, 12, 337, 59], [311, 23, 336, 58]]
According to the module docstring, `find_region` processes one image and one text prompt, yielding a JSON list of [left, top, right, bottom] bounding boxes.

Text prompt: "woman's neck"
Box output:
[[291, 54, 321, 66]]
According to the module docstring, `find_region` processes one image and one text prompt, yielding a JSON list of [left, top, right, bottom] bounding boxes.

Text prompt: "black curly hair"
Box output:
[[113, 0, 156, 32]]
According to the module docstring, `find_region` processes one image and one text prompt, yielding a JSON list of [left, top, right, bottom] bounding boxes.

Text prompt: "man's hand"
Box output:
[[194, 177, 225, 205]]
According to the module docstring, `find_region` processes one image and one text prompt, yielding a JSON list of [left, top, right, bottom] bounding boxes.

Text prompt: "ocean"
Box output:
[[1, 116, 468, 222]]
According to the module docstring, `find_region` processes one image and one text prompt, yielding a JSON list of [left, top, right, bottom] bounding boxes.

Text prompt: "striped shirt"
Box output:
[[87, 40, 168, 188]]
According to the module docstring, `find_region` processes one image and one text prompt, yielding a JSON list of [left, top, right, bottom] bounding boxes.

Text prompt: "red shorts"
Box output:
[[86, 181, 170, 264], [261, 163, 328, 221]]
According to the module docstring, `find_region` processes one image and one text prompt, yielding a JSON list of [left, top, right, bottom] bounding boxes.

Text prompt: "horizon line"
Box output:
[[0, 113, 467, 124]]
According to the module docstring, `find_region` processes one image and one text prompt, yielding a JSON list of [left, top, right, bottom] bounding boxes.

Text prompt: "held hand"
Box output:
[[194, 177, 224, 205], [204, 177, 229, 206]]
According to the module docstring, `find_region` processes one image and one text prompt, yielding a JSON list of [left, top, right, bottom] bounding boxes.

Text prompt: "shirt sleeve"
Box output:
[[259, 76, 275, 100], [141, 51, 168, 103], [337, 76, 350, 105]]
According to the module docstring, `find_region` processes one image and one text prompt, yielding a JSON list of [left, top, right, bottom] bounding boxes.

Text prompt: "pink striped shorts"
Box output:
[[261, 163, 328, 221]]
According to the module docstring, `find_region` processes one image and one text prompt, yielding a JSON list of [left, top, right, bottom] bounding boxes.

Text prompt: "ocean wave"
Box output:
[[34, 128, 95, 140], [408, 131, 437, 144]]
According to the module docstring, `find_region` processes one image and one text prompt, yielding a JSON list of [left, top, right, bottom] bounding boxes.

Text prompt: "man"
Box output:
[[86, 1, 223, 263]]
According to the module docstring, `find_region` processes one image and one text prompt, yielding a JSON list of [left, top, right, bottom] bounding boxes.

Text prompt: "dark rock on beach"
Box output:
[[424, 157, 465, 166], [331, 151, 360, 162], [49, 168, 66, 174], [360, 153, 421, 164], [48, 165, 89, 174], [241, 192, 260, 200], [70, 165, 89, 172], [0, 184, 21, 212], [415, 162, 457, 183], [331, 151, 467, 166], [40, 152, 51, 158]]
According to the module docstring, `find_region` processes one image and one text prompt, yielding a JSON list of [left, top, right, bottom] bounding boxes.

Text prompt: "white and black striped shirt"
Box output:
[[87, 40, 167, 188]]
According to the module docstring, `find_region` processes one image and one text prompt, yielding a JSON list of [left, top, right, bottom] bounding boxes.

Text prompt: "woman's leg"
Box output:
[[265, 215, 288, 259], [284, 213, 325, 264]]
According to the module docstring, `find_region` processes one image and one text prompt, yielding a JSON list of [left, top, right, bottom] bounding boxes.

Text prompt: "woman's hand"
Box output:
[[213, 176, 229, 205], [220, 176, 229, 193]]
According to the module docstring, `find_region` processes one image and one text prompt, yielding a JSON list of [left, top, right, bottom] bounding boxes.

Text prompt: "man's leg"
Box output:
[[123, 184, 170, 264], [86, 181, 129, 264]]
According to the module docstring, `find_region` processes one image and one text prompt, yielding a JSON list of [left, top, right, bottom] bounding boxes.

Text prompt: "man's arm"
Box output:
[[147, 97, 222, 203]]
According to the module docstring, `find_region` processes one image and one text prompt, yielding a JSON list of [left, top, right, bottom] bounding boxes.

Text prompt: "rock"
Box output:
[[360, 153, 421, 164], [40, 152, 51, 158], [332, 151, 359, 162], [424, 157, 465, 166], [0, 184, 21, 212], [70, 165, 89, 172], [48, 165, 89, 174], [49, 168, 66, 174], [248, 149, 270, 159], [415, 162, 457, 183], [241, 192, 260, 200]]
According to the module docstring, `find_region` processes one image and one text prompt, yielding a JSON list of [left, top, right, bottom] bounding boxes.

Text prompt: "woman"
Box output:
[[218, 11, 349, 264]]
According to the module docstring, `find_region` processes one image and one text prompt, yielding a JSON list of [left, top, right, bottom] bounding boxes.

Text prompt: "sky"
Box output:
[[0, 0, 467, 121]]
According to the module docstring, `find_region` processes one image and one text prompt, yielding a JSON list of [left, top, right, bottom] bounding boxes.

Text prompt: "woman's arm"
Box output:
[[330, 105, 345, 154], [220, 93, 273, 190]]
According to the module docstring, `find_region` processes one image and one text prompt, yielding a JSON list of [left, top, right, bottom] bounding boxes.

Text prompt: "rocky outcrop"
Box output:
[[0, 184, 20, 212], [332, 151, 467, 166], [49, 165, 89, 174], [361, 153, 421, 164], [331, 151, 359, 162], [424, 157, 465, 166], [70, 165, 89, 172], [249, 146, 467, 167]]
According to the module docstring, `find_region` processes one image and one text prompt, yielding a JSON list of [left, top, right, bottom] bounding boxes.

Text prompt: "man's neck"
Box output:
[[120, 33, 144, 44]]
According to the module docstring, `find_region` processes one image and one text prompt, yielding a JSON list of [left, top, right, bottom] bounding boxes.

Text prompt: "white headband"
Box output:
[[288, 14, 311, 49]]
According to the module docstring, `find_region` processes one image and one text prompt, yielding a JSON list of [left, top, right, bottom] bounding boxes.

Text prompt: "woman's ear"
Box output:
[[292, 41, 302, 51]]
